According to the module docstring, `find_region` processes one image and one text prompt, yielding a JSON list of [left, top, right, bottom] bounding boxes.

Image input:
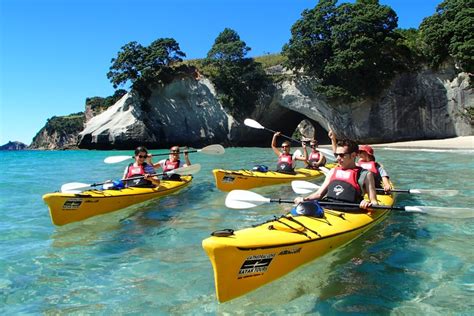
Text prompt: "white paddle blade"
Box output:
[[225, 190, 271, 209], [244, 118, 264, 130], [319, 166, 331, 175], [198, 144, 225, 155], [60, 182, 91, 193], [293, 149, 303, 159], [404, 206, 474, 219], [291, 180, 320, 194], [104, 155, 133, 164], [169, 163, 202, 176], [409, 189, 459, 197]]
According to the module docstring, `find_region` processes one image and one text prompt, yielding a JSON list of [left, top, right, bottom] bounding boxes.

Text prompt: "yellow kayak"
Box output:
[[43, 176, 192, 226], [202, 192, 395, 302], [213, 164, 335, 192]]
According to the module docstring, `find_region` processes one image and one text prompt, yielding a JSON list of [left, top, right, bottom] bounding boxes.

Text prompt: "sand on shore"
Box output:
[[370, 136, 473, 149]]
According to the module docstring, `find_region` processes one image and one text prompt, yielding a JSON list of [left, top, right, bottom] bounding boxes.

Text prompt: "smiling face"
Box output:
[[281, 142, 291, 154], [169, 146, 180, 161]]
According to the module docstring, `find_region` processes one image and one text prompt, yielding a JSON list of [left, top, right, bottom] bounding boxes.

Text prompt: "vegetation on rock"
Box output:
[[201, 28, 270, 117]]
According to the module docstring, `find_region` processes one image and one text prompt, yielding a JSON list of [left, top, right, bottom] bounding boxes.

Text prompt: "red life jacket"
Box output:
[[163, 159, 180, 173], [277, 153, 294, 173], [125, 163, 152, 187], [358, 159, 383, 188], [309, 151, 321, 162], [126, 163, 145, 178], [326, 166, 365, 203]]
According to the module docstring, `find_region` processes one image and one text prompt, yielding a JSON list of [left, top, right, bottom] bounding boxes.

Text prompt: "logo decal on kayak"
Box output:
[[238, 254, 275, 276], [63, 198, 82, 210], [222, 175, 235, 183]]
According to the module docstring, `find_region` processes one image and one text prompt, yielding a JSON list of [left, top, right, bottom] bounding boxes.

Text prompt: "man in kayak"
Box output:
[[303, 139, 327, 169], [271, 132, 307, 173], [294, 139, 378, 210], [329, 129, 391, 193], [152, 146, 191, 180], [122, 146, 160, 187], [358, 145, 391, 192]]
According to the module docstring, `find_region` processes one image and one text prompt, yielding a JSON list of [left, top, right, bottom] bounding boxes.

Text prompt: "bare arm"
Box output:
[[271, 132, 282, 156], [328, 129, 337, 153], [183, 147, 191, 166], [294, 169, 333, 203]]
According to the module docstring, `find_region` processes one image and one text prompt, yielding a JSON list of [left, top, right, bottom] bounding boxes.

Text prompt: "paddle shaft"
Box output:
[[269, 199, 404, 211], [89, 171, 181, 187]]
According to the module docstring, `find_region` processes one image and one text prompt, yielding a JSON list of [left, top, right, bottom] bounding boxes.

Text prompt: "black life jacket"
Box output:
[[326, 166, 367, 203]]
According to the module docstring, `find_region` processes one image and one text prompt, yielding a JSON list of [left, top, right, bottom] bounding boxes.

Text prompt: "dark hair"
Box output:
[[134, 146, 148, 156], [336, 139, 358, 154]]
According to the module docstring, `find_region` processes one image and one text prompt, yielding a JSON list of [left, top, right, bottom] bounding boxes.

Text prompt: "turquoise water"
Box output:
[[1, 147, 473, 314]]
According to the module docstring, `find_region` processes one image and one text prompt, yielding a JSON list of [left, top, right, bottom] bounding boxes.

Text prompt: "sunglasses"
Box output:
[[281, 145, 289, 148], [171, 150, 180, 154], [138, 155, 148, 159], [333, 152, 351, 158]]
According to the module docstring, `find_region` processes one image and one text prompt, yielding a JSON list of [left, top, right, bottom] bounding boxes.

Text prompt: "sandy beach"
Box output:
[[370, 136, 473, 149]]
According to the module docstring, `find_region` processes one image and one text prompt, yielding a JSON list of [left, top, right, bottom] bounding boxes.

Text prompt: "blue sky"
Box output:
[[0, 0, 442, 145]]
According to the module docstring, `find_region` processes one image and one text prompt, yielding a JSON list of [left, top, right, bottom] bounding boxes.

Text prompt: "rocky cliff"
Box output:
[[78, 66, 472, 149], [30, 113, 84, 150], [79, 78, 234, 149]]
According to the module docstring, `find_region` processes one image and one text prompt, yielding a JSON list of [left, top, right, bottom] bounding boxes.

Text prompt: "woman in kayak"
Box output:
[[152, 145, 191, 180], [303, 139, 327, 169], [358, 145, 391, 192], [122, 146, 160, 187], [271, 132, 307, 173], [329, 129, 391, 192], [295, 139, 378, 210]]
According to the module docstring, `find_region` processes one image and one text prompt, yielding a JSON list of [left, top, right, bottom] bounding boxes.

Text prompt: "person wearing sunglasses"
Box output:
[[152, 145, 191, 180], [303, 139, 327, 170], [271, 132, 307, 173], [122, 146, 160, 187], [295, 139, 378, 210], [330, 129, 391, 193]]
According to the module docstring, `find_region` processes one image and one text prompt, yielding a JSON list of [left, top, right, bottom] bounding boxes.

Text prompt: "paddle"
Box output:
[[60, 164, 202, 192], [291, 180, 460, 197], [225, 189, 473, 218], [243, 118, 336, 161], [103, 144, 225, 164]]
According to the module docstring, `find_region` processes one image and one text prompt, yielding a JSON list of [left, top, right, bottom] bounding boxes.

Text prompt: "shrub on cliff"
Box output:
[[419, 0, 473, 73], [107, 39, 190, 99], [45, 113, 85, 135], [203, 28, 270, 117], [86, 89, 127, 110], [282, 0, 409, 100]]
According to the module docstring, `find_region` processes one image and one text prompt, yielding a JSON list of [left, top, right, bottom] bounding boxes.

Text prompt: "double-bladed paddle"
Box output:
[[103, 144, 225, 164], [225, 189, 473, 218], [291, 180, 460, 197], [243, 118, 336, 161], [60, 164, 202, 193]]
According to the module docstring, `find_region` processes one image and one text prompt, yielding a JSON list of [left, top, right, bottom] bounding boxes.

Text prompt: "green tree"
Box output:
[[204, 28, 269, 116], [420, 0, 474, 73], [107, 38, 186, 91], [283, 0, 407, 100]]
